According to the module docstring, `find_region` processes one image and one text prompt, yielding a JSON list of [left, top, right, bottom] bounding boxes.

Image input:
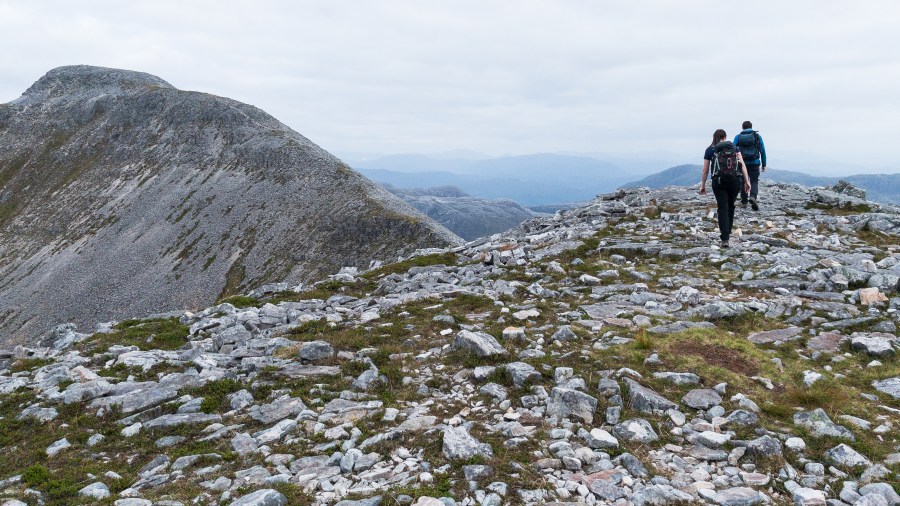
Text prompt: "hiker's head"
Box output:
[[711, 129, 727, 146], [742, 120, 752, 129]]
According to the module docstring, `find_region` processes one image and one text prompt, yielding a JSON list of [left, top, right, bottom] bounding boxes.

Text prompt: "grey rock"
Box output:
[[825, 444, 872, 467], [726, 410, 760, 426], [546, 387, 598, 423], [793, 488, 827, 506], [632, 484, 694, 506], [78, 482, 110, 500], [652, 372, 700, 385], [228, 389, 254, 411], [647, 321, 716, 334], [297, 341, 335, 361], [461, 464, 494, 482], [711, 487, 764, 506], [624, 378, 677, 413], [442, 426, 493, 461], [682, 388, 722, 410], [794, 408, 855, 440], [746, 435, 783, 457], [143, 412, 221, 429], [452, 330, 505, 357], [859, 483, 900, 506], [334, 498, 382, 506], [872, 377, 900, 399], [248, 396, 307, 424], [505, 362, 541, 387], [613, 418, 659, 443], [227, 489, 287, 506], [851, 334, 896, 357], [551, 326, 578, 341]]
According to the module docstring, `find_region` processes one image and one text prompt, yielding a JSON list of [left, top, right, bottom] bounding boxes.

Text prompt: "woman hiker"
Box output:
[[700, 129, 751, 248]]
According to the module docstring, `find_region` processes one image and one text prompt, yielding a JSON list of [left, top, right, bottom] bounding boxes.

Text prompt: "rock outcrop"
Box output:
[[0, 66, 461, 344], [0, 181, 898, 505]]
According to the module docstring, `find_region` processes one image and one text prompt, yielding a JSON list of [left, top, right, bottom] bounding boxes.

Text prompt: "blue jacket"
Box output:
[[733, 129, 767, 167]]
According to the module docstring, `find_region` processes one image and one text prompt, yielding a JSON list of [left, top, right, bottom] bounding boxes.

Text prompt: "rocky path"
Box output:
[[0, 181, 898, 506]]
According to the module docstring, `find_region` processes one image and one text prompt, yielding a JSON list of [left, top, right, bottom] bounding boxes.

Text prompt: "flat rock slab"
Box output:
[[580, 304, 629, 319], [442, 426, 493, 461], [682, 389, 722, 410], [806, 332, 847, 353], [547, 387, 599, 423], [747, 327, 802, 344], [872, 377, 900, 399], [648, 321, 715, 334], [143, 413, 221, 429], [228, 489, 288, 506], [712, 487, 763, 506], [793, 408, 855, 440]]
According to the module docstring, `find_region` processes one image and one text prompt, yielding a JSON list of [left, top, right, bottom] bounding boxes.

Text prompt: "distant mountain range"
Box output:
[[621, 165, 900, 204], [354, 153, 657, 206], [384, 185, 538, 241]]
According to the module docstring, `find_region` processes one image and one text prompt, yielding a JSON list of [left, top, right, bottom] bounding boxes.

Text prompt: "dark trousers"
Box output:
[[741, 164, 760, 203], [712, 175, 742, 242]]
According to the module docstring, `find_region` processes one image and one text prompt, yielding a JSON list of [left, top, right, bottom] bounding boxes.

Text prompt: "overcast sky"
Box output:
[[2, 1, 899, 173]]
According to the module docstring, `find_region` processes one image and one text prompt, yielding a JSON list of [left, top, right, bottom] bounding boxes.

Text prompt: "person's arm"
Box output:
[[738, 153, 751, 192], [758, 134, 767, 170], [700, 159, 710, 194]]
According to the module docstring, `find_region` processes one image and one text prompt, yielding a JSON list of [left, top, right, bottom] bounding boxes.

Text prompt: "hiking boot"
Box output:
[[719, 240, 729, 249], [749, 197, 759, 211], [740, 201, 748, 208]]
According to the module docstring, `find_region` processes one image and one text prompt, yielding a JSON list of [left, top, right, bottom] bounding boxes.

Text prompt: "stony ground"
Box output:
[[0, 181, 898, 506]]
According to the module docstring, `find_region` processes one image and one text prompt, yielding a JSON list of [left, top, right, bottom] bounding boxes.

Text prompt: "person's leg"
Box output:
[[740, 172, 749, 205], [746, 165, 760, 209], [726, 176, 741, 235], [712, 178, 730, 243]]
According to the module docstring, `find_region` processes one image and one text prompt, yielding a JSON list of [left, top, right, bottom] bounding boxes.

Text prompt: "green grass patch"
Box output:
[[9, 357, 54, 373], [217, 295, 260, 308], [365, 252, 460, 278], [84, 317, 189, 353]]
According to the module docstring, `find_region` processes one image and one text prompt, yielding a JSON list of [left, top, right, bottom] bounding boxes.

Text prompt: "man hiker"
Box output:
[[734, 120, 767, 210]]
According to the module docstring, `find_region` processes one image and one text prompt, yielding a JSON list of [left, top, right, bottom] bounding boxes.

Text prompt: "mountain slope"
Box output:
[[0, 65, 461, 344]]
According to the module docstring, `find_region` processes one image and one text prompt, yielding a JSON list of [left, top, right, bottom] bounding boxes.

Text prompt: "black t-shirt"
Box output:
[[704, 145, 715, 163]]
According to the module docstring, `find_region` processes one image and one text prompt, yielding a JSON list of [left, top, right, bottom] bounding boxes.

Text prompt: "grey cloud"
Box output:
[[1, 0, 899, 170]]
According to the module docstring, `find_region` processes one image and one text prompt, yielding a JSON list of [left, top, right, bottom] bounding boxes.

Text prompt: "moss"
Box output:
[[84, 317, 189, 353], [217, 295, 260, 308], [9, 357, 54, 373], [190, 378, 245, 413], [364, 252, 460, 278]]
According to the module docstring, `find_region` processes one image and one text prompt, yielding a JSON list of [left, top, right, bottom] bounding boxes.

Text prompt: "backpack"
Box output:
[[735, 130, 760, 160], [712, 141, 741, 178]]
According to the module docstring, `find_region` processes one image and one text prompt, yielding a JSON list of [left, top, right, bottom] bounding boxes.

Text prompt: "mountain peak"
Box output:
[[14, 65, 174, 104]]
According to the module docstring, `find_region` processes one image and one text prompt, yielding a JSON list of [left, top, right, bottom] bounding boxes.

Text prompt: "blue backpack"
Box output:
[[736, 131, 761, 161]]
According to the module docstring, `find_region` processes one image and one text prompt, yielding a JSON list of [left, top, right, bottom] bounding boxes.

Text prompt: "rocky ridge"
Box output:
[[0, 181, 898, 506], [0, 65, 461, 344]]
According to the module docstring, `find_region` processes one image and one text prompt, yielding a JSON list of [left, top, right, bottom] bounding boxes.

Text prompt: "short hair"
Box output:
[[742, 120, 752, 129]]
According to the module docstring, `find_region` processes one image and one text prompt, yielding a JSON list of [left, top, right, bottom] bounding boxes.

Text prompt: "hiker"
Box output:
[[734, 120, 767, 210], [700, 129, 751, 248]]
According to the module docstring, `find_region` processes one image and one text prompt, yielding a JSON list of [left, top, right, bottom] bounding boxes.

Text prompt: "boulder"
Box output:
[[453, 330, 505, 357]]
